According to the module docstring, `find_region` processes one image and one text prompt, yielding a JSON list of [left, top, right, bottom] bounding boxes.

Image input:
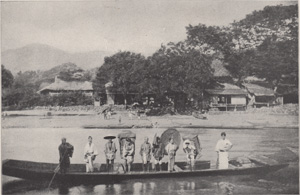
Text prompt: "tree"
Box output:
[[234, 5, 298, 42], [93, 51, 146, 105], [143, 42, 215, 110], [185, 5, 298, 83], [2, 65, 14, 89], [224, 49, 256, 83], [186, 24, 232, 56], [3, 70, 40, 108], [251, 38, 298, 92]]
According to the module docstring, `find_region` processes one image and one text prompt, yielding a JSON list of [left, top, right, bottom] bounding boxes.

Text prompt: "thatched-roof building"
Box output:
[[242, 83, 283, 108], [205, 83, 248, 111], [37, 77, 93, 96]]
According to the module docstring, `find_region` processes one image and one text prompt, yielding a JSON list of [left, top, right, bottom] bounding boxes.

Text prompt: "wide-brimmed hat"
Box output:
[[184, 140, 191, 145], [104, 135, 116, 140], [125, 137, 131, 141]]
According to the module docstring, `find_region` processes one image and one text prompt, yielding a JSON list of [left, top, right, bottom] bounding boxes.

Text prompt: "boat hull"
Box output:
[[2, 159, 288, 185]]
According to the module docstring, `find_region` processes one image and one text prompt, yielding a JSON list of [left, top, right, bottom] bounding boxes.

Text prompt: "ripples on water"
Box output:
[[2, 116, 299, 194]]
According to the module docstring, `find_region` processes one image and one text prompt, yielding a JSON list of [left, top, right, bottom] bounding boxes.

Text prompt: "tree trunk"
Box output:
[[123, 92, 127, 107], [273, 79, 280, 98]]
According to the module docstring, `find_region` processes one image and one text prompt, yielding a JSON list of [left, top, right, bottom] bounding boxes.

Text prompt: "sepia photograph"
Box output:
[[1, 0, 299, 194]]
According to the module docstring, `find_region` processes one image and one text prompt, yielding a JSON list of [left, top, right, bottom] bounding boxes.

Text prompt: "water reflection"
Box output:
[[2, 173, 299, 195], [58, 184, 69, 194]]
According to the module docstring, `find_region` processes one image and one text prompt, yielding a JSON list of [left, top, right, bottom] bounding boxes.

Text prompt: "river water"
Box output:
[[2, 116, 299, 194]]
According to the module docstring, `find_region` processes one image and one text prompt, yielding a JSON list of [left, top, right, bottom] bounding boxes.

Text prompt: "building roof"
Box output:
[[38, 77, 93, 93], [242, 83, 275, 96], [211, 60, 231, 77], [206, 83, 248, 95], [244, 76, 266, 82]]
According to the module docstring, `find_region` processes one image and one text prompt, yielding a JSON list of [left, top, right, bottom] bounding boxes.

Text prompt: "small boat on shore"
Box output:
[[83, 125, 134, 129], [2, 157, 288, 185]]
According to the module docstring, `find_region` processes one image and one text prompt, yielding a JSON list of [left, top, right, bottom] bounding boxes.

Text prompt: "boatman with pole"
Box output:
[[215, 132, 233, 169], [58, 137, 74, 174]]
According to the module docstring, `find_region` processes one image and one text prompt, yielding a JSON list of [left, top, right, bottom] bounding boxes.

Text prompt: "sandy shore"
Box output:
[[2, 109, 298, 129]]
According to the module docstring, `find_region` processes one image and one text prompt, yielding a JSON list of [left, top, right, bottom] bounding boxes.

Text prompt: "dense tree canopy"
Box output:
[[2, 65, 14, 89], [93, 51, 146, 104], [252, 39, 298, 91], [185, 4, 298, 90], [144, 42, 214, 98]]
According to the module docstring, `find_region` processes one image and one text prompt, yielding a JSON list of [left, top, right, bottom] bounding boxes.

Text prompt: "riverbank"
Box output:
[[2, 109, 298, 129]]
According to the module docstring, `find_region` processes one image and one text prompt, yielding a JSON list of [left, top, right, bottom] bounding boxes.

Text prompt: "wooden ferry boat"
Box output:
[[2, 156, 288, 185]]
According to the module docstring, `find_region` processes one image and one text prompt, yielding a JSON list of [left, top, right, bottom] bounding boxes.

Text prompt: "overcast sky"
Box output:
[[1, 0, 297, 55]]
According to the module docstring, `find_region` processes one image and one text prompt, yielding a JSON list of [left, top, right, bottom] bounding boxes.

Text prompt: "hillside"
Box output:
[[36, 63, 97, 89], [1, 43, 112, 74]]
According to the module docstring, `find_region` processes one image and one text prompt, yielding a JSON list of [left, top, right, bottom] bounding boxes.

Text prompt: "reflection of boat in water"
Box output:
[[2, 157, 288, 185]]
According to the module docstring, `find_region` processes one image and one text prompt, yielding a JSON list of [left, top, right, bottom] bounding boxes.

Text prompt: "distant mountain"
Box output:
[[1, 43, 112, 74]]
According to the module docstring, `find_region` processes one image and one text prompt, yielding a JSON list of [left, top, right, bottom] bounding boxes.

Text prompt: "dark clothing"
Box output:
[[104, 142, 117, 160], [58, 142, 74, 173], [106, 159, 115, 172], [152, 142, 164, 160]]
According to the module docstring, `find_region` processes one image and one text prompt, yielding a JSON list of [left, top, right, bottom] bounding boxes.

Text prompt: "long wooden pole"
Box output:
[[48, 149, 68, 190]]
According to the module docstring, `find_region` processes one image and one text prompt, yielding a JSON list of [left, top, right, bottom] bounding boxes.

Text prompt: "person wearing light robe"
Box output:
[[140, 137, 152, 172], [104, 138, 117, 172], [123, 138, 135, 172], [84, 136, 98, 173], [215, 132, 233, 169], [165, 138, 178, 172]]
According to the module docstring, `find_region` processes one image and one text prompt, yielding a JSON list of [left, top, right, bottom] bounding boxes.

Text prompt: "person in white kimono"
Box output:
[[215, 132, 233, 169], [139, 137, 152, 172], [165, 138, 178, 172], [84, 136, 98, 172]]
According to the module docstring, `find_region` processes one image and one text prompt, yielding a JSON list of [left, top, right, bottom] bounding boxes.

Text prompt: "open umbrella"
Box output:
[[182, 134, 202, 159], [161, 128, 181, 155], [102, 107, 110, 113], [118, 130, 136, 158], [104, 135, 116, 140]]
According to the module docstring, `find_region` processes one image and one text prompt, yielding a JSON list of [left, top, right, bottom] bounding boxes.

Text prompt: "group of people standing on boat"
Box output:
[[120, 135, 179, 172], [58, 132, 233, 174]]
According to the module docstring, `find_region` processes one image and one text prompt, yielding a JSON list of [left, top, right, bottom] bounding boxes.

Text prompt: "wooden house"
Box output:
[[242, 83, 283, 108], [205, 83, 248, 111]]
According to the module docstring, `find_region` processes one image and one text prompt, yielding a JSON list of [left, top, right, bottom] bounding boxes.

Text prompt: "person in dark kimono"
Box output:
[[152, 136, 164, 171], [58, 137, 74, 174]]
